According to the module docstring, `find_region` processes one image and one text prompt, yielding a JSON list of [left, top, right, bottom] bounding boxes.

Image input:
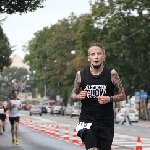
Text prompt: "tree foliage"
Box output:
[[24, 13, 89, 103], [24, 0, 150, 102], [0, 67, 29, 100], [0, 26, 12, 71], [80, 0, 150, 95], [0, 0, 45, 14]]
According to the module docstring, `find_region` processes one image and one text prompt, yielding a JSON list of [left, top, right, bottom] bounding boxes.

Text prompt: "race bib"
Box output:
[[0, 108, 4, 113], [76, 122, 92, 132]]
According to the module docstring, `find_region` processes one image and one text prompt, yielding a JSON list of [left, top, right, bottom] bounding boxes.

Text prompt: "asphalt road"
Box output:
[[21, 110, 150, 138], [1, 110, 150, 150], [0, 121, 85, 150]]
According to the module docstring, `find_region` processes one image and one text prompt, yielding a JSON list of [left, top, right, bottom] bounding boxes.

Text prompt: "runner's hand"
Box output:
[[13, 104, 17, 107], [17, 106, 21, 110], [77, 88, 87, 100], [97, 96, 110, 104]]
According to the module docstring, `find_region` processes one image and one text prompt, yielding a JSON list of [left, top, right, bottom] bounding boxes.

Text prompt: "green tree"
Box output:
[[24, 13, 88, 104], [0, 67, 29, 100], [78, 0, 150, 96], [0, 26, 12, 71], [0, 0, 45, 14]]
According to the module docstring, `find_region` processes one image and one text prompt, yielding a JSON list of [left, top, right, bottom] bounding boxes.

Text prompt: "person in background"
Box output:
[[125, 104, 132, 125], [120, 104, 132, 125], [147, 103, 150, 121], [0, 101, 5, 135], [119, 106, 125, 125], [6, 90, 22, 145], [2, 101, 7, 132]]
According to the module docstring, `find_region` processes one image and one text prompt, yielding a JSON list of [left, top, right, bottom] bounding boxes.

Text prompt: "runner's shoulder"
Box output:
[[9, 98, 20, 100]]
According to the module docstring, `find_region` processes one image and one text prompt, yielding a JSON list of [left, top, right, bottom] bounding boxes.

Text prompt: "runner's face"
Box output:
[[88, 46, 106, 68], [13, 91, 18, 98]]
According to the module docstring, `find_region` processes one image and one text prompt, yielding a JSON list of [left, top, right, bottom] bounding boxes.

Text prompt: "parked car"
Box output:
[[41, 106, 47, 114], [45, 106, 52, 113], [64, 106, 72, 116], [52, 106, 62, 115], [115, 108, 139, 123], [29, 105, 42, 116], [70, 106, 81, 117]]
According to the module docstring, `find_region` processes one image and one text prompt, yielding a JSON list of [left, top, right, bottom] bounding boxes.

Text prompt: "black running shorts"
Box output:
[[0, 114, 6, 122], [78, 128, 112, 150], [9, 116, 20, 125]]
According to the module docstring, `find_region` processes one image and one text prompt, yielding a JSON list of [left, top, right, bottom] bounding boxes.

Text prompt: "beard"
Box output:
[[91, 62, 102, 69]]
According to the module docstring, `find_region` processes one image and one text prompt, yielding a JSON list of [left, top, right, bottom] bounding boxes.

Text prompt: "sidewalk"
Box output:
[[132, 119, 150, 127]]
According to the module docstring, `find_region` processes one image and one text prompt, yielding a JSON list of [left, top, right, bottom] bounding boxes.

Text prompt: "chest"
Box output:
[[10, 100, 20, 106]]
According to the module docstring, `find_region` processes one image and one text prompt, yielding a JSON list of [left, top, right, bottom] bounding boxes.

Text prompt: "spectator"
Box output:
[[147, 103, 150, 121], [120, 104, 132, 125]]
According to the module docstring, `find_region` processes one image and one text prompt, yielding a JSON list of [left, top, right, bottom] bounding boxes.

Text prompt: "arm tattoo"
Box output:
[[111, 72, 126, 102], [71, 72, 81, 102], [6, 100, 11, 109]]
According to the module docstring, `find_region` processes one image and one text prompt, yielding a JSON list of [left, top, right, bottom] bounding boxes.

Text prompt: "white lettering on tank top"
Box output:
[[9, 100, 21, 117], [76, 122, 92, 132], [86, 85, 107, 98]]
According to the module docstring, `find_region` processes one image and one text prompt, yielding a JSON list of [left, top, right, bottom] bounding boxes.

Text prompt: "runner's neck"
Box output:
[[90, 66, 104, 75]]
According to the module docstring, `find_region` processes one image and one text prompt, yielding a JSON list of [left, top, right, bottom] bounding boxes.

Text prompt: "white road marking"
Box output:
[[21, 113, 150, 149]]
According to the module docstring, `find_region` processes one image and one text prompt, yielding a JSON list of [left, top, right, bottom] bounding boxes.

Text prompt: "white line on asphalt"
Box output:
[[113, 142, 136, 144], [120, 144, 150, 147], [131, 129, 137, 132]]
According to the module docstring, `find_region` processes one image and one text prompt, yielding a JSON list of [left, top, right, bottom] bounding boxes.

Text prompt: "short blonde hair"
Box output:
[[88, 42, 105, 55]]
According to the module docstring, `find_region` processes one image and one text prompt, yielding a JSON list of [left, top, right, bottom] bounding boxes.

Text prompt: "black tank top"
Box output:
[[4, 106, 7, 113], [79, 66, 114, 125]]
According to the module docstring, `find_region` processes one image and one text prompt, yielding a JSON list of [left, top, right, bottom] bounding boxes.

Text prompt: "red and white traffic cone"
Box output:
[[72, 129, 79, 144], [54, 125, 60, 138], [40, 123, 45, 133], [50, 124, 55, 137], [27, 120, 30, 127], [29, 120, 33, 129], [24, 119, 27, 126], [34, 122, 39, 131], [45, 124, 51, 135], [135, 136, 142, 150], [63, 127, 70, 141], [19, 117, 23, 125]]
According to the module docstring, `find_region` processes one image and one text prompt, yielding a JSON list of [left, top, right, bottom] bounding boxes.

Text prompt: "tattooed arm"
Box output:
[[6, 100, 13, 109], [111, 69, 126, 102], [71, 71, 82, 102]]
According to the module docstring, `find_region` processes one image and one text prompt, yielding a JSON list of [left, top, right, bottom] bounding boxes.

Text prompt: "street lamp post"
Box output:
[[20, 79, 22, 99], [142, 9, 150, 17], [142, 9, 149, 119], [44, 84, 46, 96], [28, 71, 36, 97], [71, 50, 80, 54]]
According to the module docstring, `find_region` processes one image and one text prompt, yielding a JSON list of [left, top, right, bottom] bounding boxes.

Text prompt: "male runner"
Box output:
[[71, 42, 126, 150], [0, 101, 5, 135], [7, 90, 22, 145]]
